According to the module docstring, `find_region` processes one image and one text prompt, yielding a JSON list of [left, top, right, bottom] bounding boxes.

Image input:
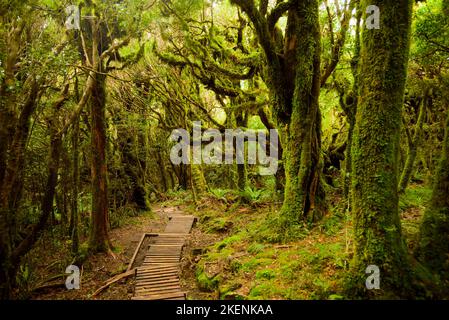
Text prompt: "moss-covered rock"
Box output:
[[196, 265, 221, 292]]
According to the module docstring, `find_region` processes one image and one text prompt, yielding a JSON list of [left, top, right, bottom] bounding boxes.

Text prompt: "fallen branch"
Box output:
[[127, 234, 147, 272], [32, 282, 66, 293], [92, 268, 136, 298]]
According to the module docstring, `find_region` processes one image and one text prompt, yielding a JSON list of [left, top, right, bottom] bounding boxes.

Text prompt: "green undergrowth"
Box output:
[[399, 184, 432, 250], [161, 184, 432, 300], [191, 197, 352, 300]]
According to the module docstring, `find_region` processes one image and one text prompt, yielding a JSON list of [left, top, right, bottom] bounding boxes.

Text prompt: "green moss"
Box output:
[[203, 217, 233, 233], [255, 269, 276, 280], [218, 282, 243, 300], [215, 234, 243, 250], [196, 266, 220, 292], [348, 0, 418, 298]]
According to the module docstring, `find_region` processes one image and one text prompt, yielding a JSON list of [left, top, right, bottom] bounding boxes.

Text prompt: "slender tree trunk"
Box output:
[[399, 96, 427, 193], [235, 111, 247, 191], [349, 0, 415, 298], [89, 71, 112, 253], [343, 6, 361, 203], [70, 117, 80, 256], [415, 109, 449, 278]]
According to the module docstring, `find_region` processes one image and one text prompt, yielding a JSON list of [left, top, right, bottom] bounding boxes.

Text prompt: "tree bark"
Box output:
[[0, 79, 39, 299], [70, 117, 80, 256], [280, 0, 325, 223], [349, 0, 415, 297], [232, 0, 326, 223], [88, 71, 112, 253]]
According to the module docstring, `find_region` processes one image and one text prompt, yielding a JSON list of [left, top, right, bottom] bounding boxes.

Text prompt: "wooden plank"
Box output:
[[150, 243, 180, 248], [136, 279, 180, 286], [135, 288, 183, 296], [143, 261, 180, 268], [136, 274, 179, 280], [131, 214, 196, 300], [137, 268, 178, 274], [136, 285, 182, 292], [136, 284, 181, 292], [132, 292, 186, 300], [137, 270, 179, 277], [137, 272, 179, 279], [147, 249, 181, 253], [137, 278, 179, 284], [136, 287, 183, 295], [147, 251, 181, 255], [145, 233, 189, 237], [137, 272, 179, 278], [127, 234, 147, 271], [138, 266, 178, 273], [136, 280, 180, 288]]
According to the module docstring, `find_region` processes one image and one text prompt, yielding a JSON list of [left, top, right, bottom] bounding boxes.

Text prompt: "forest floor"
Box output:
[[24, 183, 435, 300], [25, 208, 168, 300], [178, 182, 435, 300]]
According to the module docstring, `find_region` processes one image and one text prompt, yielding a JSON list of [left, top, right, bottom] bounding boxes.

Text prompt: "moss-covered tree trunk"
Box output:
[[349, 0, 415, 297], [343, 6, 362, 203], [232, 0, 326, 223], [0, 80, 39, 299], [415, 108, 449, 278], [235, 110, 248, 191], [190, 163, 207, 198], [280, 0, 324, 224], [70, 117, 80, 256], [399, 95, 427, 193]]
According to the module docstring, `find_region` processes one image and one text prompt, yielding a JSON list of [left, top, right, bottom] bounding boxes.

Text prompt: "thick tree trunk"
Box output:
[[88, 72, 111, 253], [0, 80, 39, 299], [415, 110, 449, 278], [280, 0, 325, 223], [349, 0, 415, 297]]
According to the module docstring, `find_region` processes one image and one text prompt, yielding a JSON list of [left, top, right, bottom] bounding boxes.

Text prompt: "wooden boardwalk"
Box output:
[[132, 213, 196, 300]]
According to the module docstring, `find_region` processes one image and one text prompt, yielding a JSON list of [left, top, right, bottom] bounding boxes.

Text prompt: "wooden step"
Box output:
[[132, 292, 186, 300]]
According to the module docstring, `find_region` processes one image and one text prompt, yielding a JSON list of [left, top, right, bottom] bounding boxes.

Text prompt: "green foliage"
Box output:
[[399, 185, 432, 211], [238, 186, 263, 203], [255, 269, 275, 280], [247, 243, 265, 254]]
